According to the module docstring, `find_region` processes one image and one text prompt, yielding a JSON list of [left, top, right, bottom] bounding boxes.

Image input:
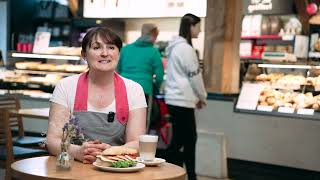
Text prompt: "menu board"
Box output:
[[236, 82, 265, 110], [83, 0, 206, 18]]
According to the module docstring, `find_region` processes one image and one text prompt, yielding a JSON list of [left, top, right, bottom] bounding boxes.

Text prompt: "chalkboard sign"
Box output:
[[243, 0, 295, 15]]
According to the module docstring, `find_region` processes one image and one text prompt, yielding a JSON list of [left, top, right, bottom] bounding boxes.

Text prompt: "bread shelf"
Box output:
[[234, 107, 320, 121], [9, 52, 81, 61], [0, 80, 54, 93], [14, 69, 77, 76], [257, 64, 320, 69]]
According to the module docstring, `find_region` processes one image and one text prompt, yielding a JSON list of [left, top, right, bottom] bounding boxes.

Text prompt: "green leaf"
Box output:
[[111, 160, 137, 168]]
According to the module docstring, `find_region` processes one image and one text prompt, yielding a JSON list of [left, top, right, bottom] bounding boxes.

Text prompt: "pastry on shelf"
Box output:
[[3, 74, 29, 83], [27, 74, 62, 85], [45, 74, 63, 85], [313, 38, 320, 52], [37, 64, 57, 71], [65, 64, 88, 72], [244, 64, 262, 81], [45, 46, 81, 56], [53, 64, 69, 71], [256, 74, 270, 81], [15, 61, 41, 70]]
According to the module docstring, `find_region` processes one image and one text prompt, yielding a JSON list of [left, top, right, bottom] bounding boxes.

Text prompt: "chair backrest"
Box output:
[[0, 109, 14, 180], [0, 96, 24, 137]]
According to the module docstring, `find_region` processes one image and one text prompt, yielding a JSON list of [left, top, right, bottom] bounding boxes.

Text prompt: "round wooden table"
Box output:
[[11, 156, 186, 180]]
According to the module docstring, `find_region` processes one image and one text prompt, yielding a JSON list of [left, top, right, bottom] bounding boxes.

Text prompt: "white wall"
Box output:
[[196, 100, 320, 172], [0, 1, 7, 62], [123, 17, 205, 59]]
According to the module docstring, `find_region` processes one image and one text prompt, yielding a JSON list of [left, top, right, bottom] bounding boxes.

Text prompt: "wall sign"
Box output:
[[83, 0, 206, 18], [243, 0, 294, 15], [33, 32, 51, 54], [248, 0, 272, 13]]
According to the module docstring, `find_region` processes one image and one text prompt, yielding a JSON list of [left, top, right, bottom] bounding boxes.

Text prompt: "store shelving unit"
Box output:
[[0, 52, 85, 97], [10, 52, 81, 61]]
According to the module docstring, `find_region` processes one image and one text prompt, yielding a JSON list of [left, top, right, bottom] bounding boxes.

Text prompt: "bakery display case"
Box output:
[[235, 64, 320, 120], [308, 24, 320, 60], [0, 51, 87, 98], [235, 8, 320, 120]]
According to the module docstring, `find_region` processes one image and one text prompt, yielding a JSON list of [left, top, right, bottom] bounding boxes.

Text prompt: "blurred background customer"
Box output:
[[117, 23, 164, 103], [164, 13, 207, 180]]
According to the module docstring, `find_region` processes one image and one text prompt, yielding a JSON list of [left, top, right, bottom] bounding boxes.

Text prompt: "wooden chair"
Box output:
[[0, 96, 46, 147], [0, 109, 47, 180]]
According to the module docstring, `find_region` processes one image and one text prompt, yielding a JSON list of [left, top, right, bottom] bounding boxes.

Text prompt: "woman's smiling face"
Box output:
[[83, 35, 120, 72]]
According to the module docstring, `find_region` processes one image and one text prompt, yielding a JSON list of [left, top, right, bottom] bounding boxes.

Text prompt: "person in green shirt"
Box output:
[[117, 23, 164, 102]]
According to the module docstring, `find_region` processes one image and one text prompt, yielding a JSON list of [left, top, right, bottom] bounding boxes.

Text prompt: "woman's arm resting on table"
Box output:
[[123, 107, 146, 150], [46, 102, 71, 156]]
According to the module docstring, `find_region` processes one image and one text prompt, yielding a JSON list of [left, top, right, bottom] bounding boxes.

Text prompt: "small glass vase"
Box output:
[[56, 141, 73, 170]]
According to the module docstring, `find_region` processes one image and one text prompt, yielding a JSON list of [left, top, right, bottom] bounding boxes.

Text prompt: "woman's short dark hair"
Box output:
[[81, 27, 123, 52], [179, 13, 201, 46]]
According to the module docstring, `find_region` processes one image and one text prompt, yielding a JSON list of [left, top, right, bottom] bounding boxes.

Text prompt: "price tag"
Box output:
[[257, 105, 273, 112], [236, 82, 265, 110], [297, 108, 314, 115], [278, 107, 295, 114], [282, 35, 294, 41]]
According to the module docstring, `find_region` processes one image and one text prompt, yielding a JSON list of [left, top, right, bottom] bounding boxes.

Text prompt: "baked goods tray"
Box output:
[[0, 80, 54, 93]]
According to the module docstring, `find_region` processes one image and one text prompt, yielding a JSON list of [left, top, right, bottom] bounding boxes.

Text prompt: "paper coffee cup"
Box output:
[[139, 135, 158, 161]]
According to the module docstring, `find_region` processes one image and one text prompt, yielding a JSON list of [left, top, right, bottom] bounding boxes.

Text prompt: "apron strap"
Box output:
[[114, 73, 129, 125], [74, 72, 129, 125], [74, 72, 88, 111]]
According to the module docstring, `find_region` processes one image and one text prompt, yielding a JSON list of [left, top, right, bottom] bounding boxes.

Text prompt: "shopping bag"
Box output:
[[149, 96, 172, 150]]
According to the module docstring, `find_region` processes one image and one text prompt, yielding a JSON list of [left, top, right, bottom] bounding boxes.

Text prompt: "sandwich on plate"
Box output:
[[95, 146, 138, 168]]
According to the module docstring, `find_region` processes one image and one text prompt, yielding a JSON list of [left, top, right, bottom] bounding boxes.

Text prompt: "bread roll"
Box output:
[[102, 146, 138, 156]]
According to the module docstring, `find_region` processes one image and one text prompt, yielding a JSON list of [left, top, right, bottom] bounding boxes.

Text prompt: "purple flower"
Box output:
[[61, 116, 84, 143], [62, 123, 68, 131]]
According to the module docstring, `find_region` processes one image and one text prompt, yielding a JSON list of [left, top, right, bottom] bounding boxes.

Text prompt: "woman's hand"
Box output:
[[196, 100, 207, 109], [77, 140, 111, 164]]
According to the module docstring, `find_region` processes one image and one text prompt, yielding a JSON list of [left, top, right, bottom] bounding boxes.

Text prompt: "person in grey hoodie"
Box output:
[[164, 13, 207, 180]]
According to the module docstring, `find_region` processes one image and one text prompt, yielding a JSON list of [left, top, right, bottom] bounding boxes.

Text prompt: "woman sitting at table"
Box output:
[[46, 27, 147, 164]]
